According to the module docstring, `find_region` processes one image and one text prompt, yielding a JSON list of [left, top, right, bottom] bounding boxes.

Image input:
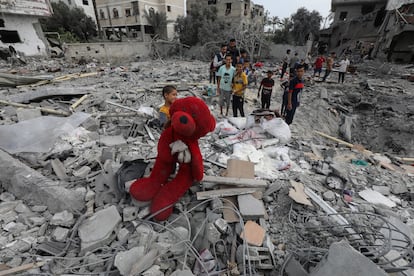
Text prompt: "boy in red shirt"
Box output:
[[257, 70, 275, 109], [313, 54, 325, 78]]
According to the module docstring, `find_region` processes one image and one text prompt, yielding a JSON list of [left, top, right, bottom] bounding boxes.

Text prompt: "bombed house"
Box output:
[[0, 0, 52, 57], [321, 0, 414, 63], [186, 0, 265, 28], [95, 0, 185, 41]]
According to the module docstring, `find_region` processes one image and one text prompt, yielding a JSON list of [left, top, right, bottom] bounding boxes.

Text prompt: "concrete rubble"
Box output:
[[0, 56, 413, 275]]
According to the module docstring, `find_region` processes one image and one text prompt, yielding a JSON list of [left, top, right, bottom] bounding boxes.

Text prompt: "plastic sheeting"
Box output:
[[386, 0, 414, 10], [0, 112, 90, 154]]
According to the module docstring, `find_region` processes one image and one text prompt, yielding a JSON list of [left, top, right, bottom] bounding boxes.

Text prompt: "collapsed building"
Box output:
[[320, 0, 414, 63], [0, 0, 52, 57], [186, 0, 265, 28], [95, 0, 185, 41]]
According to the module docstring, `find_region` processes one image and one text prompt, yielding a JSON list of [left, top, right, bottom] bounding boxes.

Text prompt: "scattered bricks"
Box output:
[[237, 194, 266, 219], [236, 245, 274, 270], [114, 246, 145, 276], [214, 218, 228, 233], [240, 220, 266, 246], [52, 227, 70, 242], [78, 205, 122, 254], [123, 206, 138, 222], [50, 210, 75, 227]]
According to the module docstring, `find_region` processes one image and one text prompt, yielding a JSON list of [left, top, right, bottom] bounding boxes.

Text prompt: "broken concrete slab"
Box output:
[[78, 205, 121, 254], [359, 189, 397, 208], [0, 149, 84, 213], [5, 86, 93, 103], [310, 240, 387, 276], [237, 194, 266, 219], [16, 108, 42, 122]]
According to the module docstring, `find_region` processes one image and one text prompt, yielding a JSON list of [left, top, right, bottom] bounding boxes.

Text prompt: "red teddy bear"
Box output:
[[130, 97, 216, 221]]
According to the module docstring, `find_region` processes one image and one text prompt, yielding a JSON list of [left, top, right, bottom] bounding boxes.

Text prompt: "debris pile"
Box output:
[[0, 58, 413, 275]]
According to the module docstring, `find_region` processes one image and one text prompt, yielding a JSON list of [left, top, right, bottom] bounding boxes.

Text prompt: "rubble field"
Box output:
[[0, 57, 413, 276]]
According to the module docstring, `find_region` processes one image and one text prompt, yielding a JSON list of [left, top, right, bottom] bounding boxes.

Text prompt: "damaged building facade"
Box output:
[[95, 0, 185, 41], [186, 0, 265, 28], [0, 0, 52, 57], [322, 0, 414, 63], [50, 0, 98, 24]]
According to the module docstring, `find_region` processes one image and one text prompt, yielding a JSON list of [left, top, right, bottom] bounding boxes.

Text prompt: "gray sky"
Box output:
[[253, 0, 332, 19]]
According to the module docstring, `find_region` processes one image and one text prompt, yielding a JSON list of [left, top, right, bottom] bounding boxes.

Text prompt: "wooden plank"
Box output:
[[314, 131, 372, 155], [196, 188, 259, 200], [0, 262, 45, 276], [202, 175, 267, 189]]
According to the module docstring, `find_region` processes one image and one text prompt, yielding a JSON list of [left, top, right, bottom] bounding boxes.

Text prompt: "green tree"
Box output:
[[144, 9, 169, 40], [175, 3, 226, 46], [272, 17, 292, 44], [290, 7, 322, 45], [40, 2, 97, 42]]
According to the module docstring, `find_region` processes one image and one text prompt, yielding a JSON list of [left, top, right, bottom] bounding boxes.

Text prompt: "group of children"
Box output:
[[159, 45, 307, 128]]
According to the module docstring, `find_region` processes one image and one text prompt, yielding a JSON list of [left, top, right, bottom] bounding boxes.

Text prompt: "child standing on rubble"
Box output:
[[232, 62, 248, 117], [257, 70, 275, 109], [159, 85, 178, 127], [285, 64, 305, 125]]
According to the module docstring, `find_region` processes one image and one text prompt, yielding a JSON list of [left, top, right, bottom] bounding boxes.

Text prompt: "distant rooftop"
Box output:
[[332, 0, 387, 11]]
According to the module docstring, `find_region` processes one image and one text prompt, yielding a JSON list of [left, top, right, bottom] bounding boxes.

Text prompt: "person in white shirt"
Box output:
[[338, 57, 350, 83]]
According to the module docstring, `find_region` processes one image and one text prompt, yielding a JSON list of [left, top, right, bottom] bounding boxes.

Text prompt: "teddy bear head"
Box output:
[[169, 97, 216, 140]]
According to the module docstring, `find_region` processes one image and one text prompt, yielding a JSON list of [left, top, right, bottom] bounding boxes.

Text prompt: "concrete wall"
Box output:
[[0, 14, 48, 56], [268, 44, 308, 62], [65, 41, 151, 62]]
